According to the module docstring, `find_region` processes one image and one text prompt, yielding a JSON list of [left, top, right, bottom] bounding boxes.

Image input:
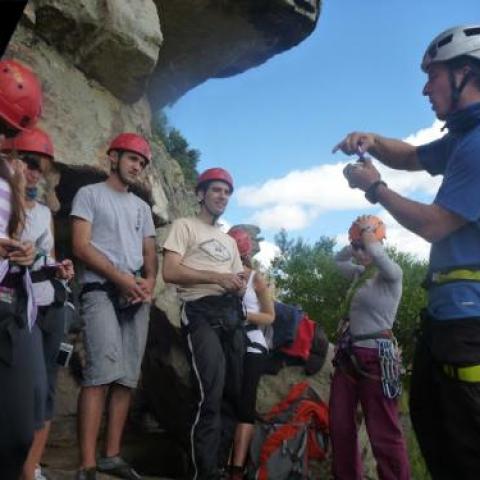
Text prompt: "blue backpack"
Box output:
[[270, 301, 303, 349]]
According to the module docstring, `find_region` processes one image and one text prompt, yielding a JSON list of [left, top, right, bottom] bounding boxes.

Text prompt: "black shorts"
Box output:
[[237, 352, 266, 424]]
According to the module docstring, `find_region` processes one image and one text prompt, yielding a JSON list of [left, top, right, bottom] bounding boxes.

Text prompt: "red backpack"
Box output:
[[247, 381, 329, 480], [280, 314, 316, 360]]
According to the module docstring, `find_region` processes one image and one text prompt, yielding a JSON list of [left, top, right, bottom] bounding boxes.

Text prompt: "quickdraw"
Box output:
[[377, 338, 403, 399]]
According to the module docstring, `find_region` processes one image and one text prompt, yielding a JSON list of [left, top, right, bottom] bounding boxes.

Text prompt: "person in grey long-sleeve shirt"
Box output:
[[335, 239, 402, 348], [329, 215, 410, 480]]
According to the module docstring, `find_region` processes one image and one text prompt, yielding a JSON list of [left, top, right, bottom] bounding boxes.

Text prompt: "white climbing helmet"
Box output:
[[421, 24, 480, 72]]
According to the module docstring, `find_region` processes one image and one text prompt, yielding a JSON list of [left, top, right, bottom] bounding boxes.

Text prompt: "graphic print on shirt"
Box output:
[[135, 206, 142, 232], [199, 238, 232, 262]]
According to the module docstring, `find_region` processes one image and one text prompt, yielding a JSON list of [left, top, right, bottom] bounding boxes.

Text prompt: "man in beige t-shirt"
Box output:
[[163, 168, 246, 480]]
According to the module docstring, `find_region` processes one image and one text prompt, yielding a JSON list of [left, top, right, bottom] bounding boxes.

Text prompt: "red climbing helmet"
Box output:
[[196, 167, 234, 193], [228, 227, 253, 257], [0, 59, 43, 131], [2, 126, 54, 159], [108, 132, 152, 165]]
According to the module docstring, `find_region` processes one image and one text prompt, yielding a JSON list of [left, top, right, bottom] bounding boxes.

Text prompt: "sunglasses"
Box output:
[[0, 121, 20, 139], [20, 154, 41, 171], [351, 243, 365, 252]]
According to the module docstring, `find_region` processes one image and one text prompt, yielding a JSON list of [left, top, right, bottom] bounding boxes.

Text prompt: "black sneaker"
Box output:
[[96, 455, 141, 480], [75, 468, 97, 480]]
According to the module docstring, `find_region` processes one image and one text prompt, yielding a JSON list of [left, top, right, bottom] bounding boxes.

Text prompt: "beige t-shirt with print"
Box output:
[[162, 216, 244, 301]]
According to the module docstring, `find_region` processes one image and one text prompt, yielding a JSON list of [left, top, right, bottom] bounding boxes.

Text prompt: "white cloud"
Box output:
[[254, 240, 280, 269], [403, 119, 445, 146], [250, 204, 323, 231], [237, 162, 363, 209], [379, 210, 430, 261]]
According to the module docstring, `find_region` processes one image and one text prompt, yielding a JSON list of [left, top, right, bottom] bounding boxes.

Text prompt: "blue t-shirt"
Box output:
[[418, 106, 480, 320]]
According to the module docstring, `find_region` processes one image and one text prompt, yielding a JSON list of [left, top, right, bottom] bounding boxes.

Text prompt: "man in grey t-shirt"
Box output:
[[71, 133, 158, 480]]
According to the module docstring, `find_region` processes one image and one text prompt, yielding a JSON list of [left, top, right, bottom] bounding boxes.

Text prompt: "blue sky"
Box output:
[[165, 1, 479, 265]]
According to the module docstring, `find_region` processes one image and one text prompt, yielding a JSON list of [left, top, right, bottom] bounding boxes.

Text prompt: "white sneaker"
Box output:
[[34, 465, 47, 480]]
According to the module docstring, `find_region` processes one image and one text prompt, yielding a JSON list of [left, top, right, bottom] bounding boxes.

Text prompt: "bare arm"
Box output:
[[142, 237, 158, 282], [246, 272, 275, 326], [162, 249, 244, 292], [375, 184, 466, 243], [333, 132, 421, 171], [137, 237, 158, 301]]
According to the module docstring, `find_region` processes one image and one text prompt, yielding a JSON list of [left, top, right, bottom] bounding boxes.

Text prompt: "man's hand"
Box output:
[[8, 241, 36, 266], [56, 259, 75, 281], [343, 158, 381, 192], [136, 276, 156, 303], [333, 132, 376, 156], [116, 272, 147, 304], [216, 272, 246, 293]]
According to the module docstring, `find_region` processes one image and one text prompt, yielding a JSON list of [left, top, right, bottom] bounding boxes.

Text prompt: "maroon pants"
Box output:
[[329, 346, 410, 480]]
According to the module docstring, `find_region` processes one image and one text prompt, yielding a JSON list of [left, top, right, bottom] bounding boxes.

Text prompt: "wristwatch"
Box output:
[[365, 180, 387, 204]]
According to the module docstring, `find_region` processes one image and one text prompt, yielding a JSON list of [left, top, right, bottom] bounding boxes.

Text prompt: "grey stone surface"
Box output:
[[34, 0, 163, 102]]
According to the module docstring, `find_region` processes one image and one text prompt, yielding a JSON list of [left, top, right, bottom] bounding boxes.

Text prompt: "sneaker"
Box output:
[[34, 465, 47, 480], [96, 455, 142, 480], [75, 468, 97, 480]]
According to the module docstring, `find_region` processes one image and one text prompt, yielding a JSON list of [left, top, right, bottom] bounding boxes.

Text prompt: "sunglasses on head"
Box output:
[[0, 121, 20, 139]]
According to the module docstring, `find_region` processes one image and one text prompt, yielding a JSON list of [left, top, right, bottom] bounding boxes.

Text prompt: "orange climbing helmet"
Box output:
[[228, 227, 252, 257], [108, 132, 152, 165], [348, 215, 386, 244], [0, 59, 43, 132], [2, 126, 54, 159]]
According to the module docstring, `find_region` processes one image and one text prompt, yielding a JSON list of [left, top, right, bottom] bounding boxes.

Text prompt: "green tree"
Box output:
[[270, 230, 350, 337], [151, 111, 200, 188]]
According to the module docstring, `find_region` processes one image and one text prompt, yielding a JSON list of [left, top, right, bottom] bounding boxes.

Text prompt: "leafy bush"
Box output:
[[152, 111, 200, 188]]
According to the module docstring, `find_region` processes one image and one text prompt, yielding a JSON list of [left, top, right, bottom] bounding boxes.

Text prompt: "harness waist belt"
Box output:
[[443, 363, 480, 382], [351, 329, 393, 342], [431, 269, 480, 285]]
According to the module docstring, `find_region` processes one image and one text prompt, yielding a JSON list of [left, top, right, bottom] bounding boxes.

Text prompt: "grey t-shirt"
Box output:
[[71, 182, 156, 284]]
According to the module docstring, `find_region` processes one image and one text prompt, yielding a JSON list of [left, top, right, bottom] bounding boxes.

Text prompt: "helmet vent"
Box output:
[[438, 34, 453, 48], [465, 27, 480, 37], [428, 45, 438, 59]]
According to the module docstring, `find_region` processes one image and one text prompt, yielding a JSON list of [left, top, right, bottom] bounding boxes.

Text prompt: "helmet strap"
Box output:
[[448, 67, 474, 111]]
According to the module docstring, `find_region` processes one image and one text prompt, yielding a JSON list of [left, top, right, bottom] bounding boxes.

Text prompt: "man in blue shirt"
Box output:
[[334, 25, 480, 479]]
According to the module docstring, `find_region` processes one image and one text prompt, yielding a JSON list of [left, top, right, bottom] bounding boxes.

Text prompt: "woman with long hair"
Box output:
[[329, 215, 410, 480], [0, 58, 44, 480], [2, 126, 74, 480], [227, 227, 274, 480]]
